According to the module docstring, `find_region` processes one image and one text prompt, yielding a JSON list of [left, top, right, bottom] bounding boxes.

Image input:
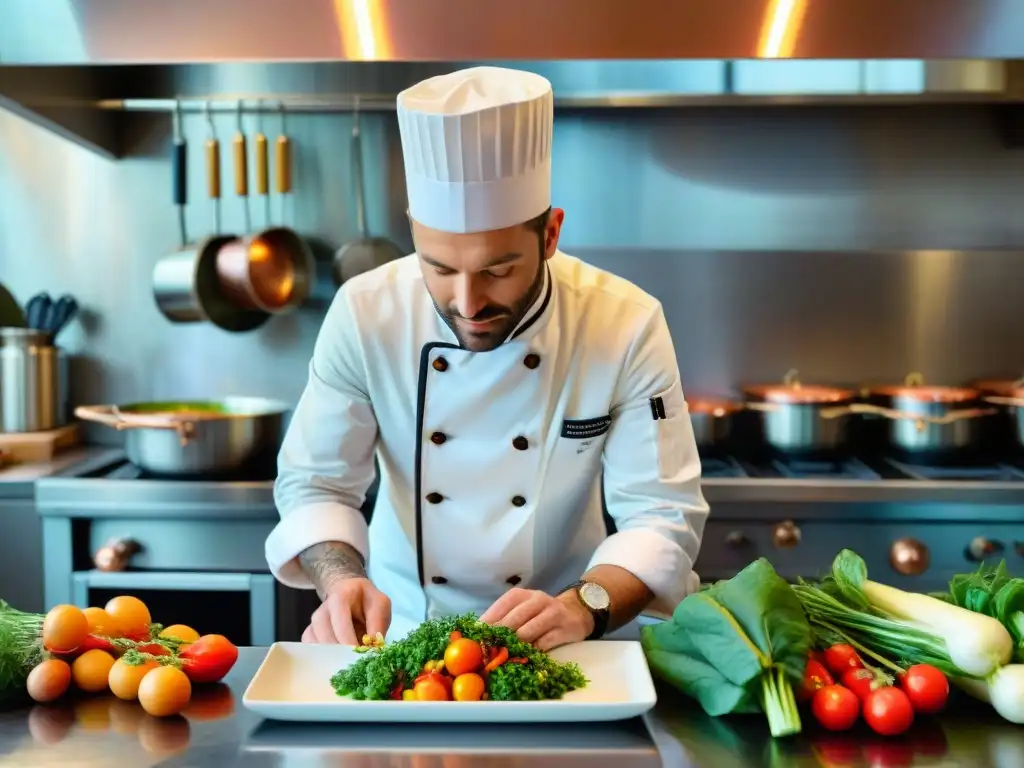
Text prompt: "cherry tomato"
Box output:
[[863, 686, 915, 736], [452, 672, 485, 702], [811, 685, 860, 732], [898, 664, 949, 714], [444, 638, 484, 676], [179, 634, 238, 683], [413, 676, 448, 701], [823, 644, 864, 676], [841, 668, 879, 701], [798, 658, 835, 702]]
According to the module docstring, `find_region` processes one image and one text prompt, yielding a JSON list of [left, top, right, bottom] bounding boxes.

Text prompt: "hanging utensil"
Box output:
[[153, 101, 269, 333], [213, 100, 314, 315], [233, 100, 251, 235], [254, 99, 271, 229], [332, 99, 405, 287], [172, 99, 188, 248], [275, 102, 293, 225], [205, 101, 222, 234]]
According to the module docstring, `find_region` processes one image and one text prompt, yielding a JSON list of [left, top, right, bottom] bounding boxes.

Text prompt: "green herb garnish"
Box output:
[[329, 613, 588, 701], [0, 601, 44, 705]]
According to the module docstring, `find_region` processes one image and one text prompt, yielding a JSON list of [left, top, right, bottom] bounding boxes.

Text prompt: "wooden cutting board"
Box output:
[[0, 424, 79, 464]]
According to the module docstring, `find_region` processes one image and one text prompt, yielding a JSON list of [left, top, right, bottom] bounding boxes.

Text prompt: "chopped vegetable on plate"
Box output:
[[330, 613, 588, 702]]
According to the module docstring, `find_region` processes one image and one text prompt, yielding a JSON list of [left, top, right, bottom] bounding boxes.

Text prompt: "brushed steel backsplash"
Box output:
[[2, 103, 1023, 445]]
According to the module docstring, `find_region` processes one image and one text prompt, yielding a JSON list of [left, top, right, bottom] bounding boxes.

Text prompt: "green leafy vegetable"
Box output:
[[640, 558, 813, 738], [329, 613, 587, 701], [943, 559, 1024, 663], [0, 601, 44, 706]]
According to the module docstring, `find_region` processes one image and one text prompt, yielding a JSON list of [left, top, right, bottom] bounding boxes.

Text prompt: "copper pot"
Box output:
[[864, 373, 994, 456], [215, 227, 314, 314], [743, 369, 857, 455], [687, 396, 742, 449]]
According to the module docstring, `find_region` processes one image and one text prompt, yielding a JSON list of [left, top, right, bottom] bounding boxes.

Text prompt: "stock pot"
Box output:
[[742, 369, 856, 456], [687, 397, 742, 451], [75, 397, 290, 476], [863, 373, 994, 459]]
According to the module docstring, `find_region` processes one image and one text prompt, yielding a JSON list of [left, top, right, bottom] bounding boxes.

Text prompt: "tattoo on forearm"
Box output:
[[299, 542, 366, 599]]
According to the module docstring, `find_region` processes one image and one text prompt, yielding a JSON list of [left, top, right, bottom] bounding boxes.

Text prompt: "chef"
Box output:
[[265, 66, 710, 650]]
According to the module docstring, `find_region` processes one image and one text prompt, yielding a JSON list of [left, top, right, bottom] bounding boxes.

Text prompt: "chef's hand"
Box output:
[[302, 578, 392, 646], [479, 588, 594, 652]]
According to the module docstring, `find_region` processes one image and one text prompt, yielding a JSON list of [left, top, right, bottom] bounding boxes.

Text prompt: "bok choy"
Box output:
[[640, 558, 813, 738], [794, 550, 1024, 724]]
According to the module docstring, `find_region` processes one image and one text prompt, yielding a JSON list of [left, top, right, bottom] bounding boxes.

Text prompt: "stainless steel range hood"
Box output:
[[2, 0, 1024, 158], [5, 0, 1024, 63]]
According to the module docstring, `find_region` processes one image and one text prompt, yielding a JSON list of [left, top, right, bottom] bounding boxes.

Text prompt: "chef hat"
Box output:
[[396, 66, 554, 234]]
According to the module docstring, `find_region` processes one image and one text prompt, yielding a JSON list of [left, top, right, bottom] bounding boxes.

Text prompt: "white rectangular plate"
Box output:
[[242, 640, 657, 723]]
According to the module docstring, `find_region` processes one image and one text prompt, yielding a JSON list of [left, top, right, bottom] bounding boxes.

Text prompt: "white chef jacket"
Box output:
[[265, 249, 710, 641]]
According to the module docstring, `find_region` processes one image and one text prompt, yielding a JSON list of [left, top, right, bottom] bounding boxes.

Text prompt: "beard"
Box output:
[[432, 257, 546, 352]]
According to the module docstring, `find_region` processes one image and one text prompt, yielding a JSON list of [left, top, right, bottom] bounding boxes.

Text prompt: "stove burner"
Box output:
[[885, 459, 1024, 482], [99, 460, 276, 483], [701, 456, 748, 478], [770, 458, 880, 480]]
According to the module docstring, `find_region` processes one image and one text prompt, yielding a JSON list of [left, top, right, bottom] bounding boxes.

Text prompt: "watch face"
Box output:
[[579, 582, 610, 611]]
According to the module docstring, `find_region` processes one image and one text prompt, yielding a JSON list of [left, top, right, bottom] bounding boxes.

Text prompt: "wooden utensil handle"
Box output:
[[206, 138, 221, 199], [233, 133, 248, 196], [276, 135, 292, 194], [255, 133, 269, 195]]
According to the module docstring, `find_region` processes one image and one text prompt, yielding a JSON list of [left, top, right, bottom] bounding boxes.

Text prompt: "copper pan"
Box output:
[[215, 228, 314, 314]]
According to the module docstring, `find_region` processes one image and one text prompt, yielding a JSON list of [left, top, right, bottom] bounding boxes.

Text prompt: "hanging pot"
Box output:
[[742, 369, 857, 456]]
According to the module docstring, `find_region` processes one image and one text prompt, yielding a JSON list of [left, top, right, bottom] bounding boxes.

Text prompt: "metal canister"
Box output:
[[0, 328, 66, 433]]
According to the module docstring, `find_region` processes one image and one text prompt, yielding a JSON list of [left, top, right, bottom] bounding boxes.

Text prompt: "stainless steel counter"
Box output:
[[0, 647, 1020, 767]]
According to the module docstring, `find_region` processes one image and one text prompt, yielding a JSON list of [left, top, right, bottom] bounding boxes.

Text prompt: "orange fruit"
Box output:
[[159, 624, 200, 644], [104, 596, 151, 640], [42, 605, 89, 654], [71, 649, 116, 693], [108, 657, 159, 701], [137, 666, 192, 717]]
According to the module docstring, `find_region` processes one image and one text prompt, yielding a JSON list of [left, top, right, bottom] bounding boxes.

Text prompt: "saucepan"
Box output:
[[74, 397, 291, 476], [686, 396, 743, 452], [742, 369, 858, 457], [975, 379, 1024, 452], [860, 373, 996, 460]]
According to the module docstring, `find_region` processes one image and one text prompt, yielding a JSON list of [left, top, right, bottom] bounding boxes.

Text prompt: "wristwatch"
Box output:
[[561, 580, 611, 640]]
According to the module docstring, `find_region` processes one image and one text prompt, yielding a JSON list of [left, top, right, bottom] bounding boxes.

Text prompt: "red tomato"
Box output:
[[811, 685, 860, 732], [179, 634, 239, 684], [798, 659, 835, 702], [898, 664, 949, 714], [823, 644, 864, 676], [841, 668, 879, 701], [863, 686, 915, 736]]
